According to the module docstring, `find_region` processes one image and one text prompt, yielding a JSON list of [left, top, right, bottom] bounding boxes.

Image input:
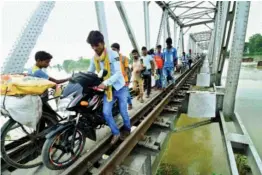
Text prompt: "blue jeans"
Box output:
[[103, 87, 131, 135], [162, 67, 175, 88], [155, 69, 163, 88], [126, 86, 132, 105]]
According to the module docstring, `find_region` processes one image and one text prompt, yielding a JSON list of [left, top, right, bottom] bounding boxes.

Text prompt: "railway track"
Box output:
[[1, 58, 203, 174], [61, 58, 203, 175]]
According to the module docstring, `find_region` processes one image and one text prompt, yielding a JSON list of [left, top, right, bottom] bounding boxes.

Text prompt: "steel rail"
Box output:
[[62, 59, 202, 175], [96, 58, 202, 174]]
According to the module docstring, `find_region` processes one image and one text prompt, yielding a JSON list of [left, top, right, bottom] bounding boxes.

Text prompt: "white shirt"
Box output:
[[141, 55, 153, 70], [88, 48, 125, 91]]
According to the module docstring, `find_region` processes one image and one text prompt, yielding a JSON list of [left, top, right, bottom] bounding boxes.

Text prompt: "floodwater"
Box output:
[[223, 61, 262, 158], [158, 59, 262, 174], [160, 114, 231, 175]]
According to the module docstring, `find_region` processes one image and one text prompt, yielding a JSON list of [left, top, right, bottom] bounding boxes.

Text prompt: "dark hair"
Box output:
[[35, 51, 52, 61], [141, 46, 147, 51], [87, 30, 104, 45], [148, 48, 154, 55], [132, 49, 138, 54], [157, 45, 162, 49], [111, 43, 120, 50], [166, 37, 172, 44]]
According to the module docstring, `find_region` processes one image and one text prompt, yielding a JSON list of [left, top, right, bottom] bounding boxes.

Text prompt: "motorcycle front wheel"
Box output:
[[42, 126, 86, 170]]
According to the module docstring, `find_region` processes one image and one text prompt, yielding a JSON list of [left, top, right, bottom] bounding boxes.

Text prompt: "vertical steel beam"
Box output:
[[95, 2, 109, 47], [143, 1, 150, 48], [115, 1, 139, 51], [166, 15, 171, 37], [208, 29, 215, 63], [187, 37, 191, 54], [1, 2, 55, 74], [180, 28, 184, 53], [212, 2, 222, 74], [216, 2, 236, 85], [223, 2, 250, 117], [163, 9, 168, 48], [173, 21, 177, 48]]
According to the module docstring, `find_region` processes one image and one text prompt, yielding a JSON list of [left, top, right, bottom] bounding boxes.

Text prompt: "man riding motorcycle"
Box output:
[[87, 30, 131, 145]]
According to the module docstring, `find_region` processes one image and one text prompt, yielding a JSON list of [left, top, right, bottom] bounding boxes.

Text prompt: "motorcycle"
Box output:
[[41, 70, 119, 170]]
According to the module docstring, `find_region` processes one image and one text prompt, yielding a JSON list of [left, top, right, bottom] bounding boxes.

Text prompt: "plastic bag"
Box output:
[[0, 95, 42, 130], [151, 75, 155, 87], [1, 74, 56, 95]]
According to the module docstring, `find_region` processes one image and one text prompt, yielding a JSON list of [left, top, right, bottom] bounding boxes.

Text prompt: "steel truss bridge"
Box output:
[[1, 1, 262, 175]]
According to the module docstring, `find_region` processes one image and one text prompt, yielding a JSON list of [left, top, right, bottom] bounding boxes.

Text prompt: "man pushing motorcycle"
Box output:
[[87, 30, 131, 145]]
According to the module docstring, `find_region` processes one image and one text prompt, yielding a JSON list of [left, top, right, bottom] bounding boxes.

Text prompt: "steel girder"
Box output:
[[95, 2, 109, 47], [155, 1, 183, 26], [216, 2, 236, 80], [223, 2, 251, 119], [190, 30, 212, 42], [156, 1, 217, 31], [143, 1, 150, 49], [197, 41, 210, 50], [1, 2, 55, 74], [115, 2, 139, 52], [156, 11, 165, 46]]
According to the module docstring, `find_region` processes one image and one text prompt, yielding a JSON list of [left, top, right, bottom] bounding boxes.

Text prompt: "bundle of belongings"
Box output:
[[0, 74, 56, 130]]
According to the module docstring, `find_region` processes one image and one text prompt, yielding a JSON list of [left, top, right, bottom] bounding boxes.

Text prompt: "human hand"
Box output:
[[98, 83, 107, 90]]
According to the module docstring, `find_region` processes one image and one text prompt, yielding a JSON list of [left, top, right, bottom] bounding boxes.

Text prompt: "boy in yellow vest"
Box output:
[[111, 43, 132, 110], [28, 51, 70, 84]]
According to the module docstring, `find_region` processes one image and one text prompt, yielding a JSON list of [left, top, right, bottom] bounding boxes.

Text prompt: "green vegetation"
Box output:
[[235, 154, 252, 175], [50, 57, 91, 73], [227, 33, 262, 60], [62, 58, 90, 73], [247, 33, 262, 53], [156, 163, 180, 175]]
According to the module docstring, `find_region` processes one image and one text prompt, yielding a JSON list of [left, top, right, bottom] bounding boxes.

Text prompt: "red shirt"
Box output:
[[154, 53, 163, 69]]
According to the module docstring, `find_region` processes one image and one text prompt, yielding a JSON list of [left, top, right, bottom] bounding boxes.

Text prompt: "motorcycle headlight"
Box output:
[[57, 93, 76, 118]]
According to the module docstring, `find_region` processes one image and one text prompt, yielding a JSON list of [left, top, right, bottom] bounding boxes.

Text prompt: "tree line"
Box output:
[[51, 57, 90, 73]]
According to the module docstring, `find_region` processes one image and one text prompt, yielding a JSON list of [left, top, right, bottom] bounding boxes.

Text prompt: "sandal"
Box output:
[[128, 104, 132, 110]]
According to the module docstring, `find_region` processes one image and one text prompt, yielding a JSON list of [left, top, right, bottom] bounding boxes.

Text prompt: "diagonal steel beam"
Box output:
[[204, 23, 213, 30], [182, 20, 214, 27], [156, 11, 165, 46], [169, 1, 195, 7], [155, 1, 183, 26], [208, 1, 216, 7], [179, 9, 215, 19], [178, 1, 205, 17], [181, 17, 213, 19], [115, 1, 139, 51], [184, 13, 208, 24], [183, 27, 191, 35], [175, 6, 215, 10]]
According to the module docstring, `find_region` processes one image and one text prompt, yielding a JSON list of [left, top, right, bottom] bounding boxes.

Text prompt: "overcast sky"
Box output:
[[1, 1, 262, 68]]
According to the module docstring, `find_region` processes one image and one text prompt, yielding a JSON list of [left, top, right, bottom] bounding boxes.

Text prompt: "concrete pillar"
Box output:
[[95, 2, 109, 47], [223, 2, 250, 117]]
